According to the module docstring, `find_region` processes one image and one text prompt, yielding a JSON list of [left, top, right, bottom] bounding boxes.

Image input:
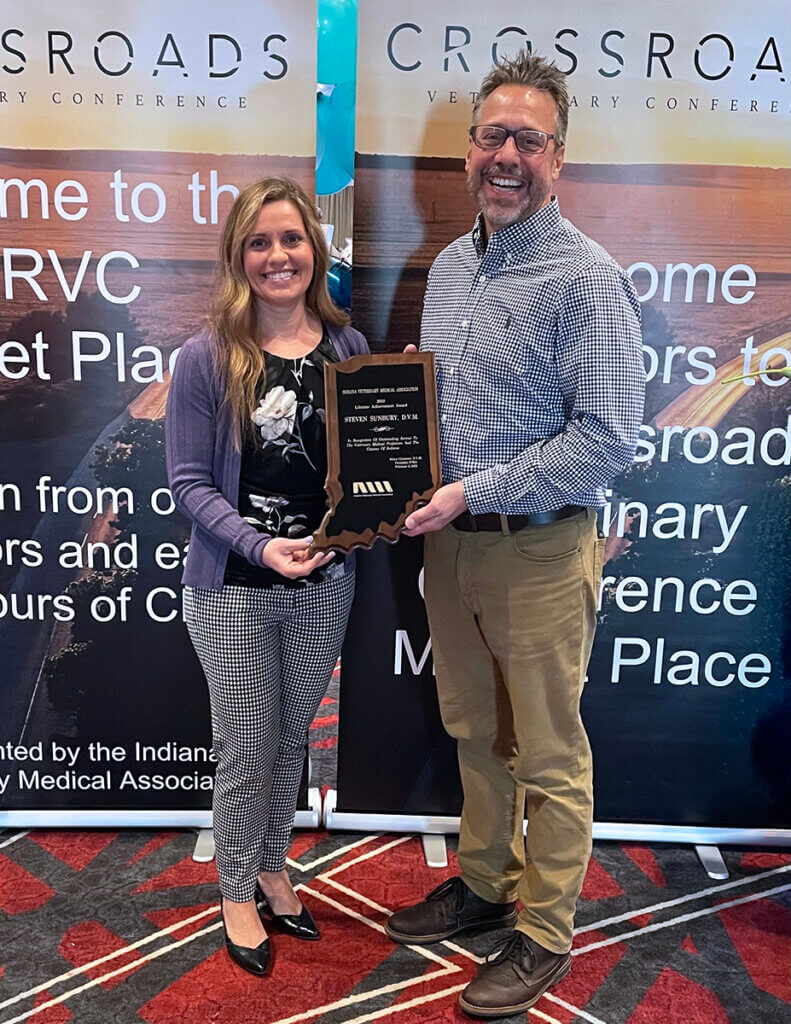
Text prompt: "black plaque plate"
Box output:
[[311, 352, 441, 553]]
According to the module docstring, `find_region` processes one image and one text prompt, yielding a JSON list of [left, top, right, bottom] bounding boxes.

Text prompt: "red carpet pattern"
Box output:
[[0, 828, 789, 1024]]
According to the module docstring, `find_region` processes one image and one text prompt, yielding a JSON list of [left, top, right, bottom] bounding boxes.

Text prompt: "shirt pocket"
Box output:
[[461, 305, 558, 431]]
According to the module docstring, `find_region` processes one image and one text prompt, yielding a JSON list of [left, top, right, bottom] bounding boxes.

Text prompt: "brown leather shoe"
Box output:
[[458, 931, 571, 1017], [384, 877, 517, 945]]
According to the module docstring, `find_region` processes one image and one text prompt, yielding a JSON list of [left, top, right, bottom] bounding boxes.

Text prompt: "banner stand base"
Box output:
[[296, 787, 322, 830], [0, 789, 324, 835], [695, 844, 729, 880], [192, 828, 215, 863], [323, 794, 791, 851], [421, 833, 448, 868], [323, 791, 461, 836]]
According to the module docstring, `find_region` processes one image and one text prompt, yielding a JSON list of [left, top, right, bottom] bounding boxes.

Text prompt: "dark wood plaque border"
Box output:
[[311, 352, 441, 553]]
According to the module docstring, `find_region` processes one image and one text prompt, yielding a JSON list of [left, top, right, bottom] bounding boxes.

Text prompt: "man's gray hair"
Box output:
[[473, 50, 569, 147]]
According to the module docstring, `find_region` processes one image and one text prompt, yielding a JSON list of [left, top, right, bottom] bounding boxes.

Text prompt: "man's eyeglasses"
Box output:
[[469, 125, 556, 155]]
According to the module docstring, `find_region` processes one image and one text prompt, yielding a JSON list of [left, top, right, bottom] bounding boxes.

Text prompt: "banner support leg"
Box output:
[[421, 833, 448, 868], [193, 828, 215, 863], [694, 844, 728, 880]]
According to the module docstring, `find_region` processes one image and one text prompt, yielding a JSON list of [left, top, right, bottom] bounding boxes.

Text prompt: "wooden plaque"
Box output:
[[311, 352, 441, 553]]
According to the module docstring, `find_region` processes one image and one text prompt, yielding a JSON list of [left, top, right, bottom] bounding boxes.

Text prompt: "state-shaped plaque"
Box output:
[[311, 352, 441, 553]]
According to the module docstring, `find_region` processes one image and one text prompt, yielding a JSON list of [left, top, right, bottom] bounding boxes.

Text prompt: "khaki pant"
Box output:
[[423, 509, 604, 953]]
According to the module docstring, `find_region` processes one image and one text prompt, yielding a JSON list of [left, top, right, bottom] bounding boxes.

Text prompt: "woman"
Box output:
[[165, 177, 368, 975]]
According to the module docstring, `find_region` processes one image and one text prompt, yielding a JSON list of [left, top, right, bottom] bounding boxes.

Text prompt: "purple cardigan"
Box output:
[[165, 323, 370, 590]]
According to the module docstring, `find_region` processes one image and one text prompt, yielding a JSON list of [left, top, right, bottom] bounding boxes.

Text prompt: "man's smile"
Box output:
[[486, 174, 525, 192]]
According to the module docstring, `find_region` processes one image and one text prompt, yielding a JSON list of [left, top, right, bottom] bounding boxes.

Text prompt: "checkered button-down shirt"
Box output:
[[420, 198, 645, 515]]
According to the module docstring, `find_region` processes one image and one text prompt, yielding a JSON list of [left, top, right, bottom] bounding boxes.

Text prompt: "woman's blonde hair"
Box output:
[[209, 176, 349, 444]]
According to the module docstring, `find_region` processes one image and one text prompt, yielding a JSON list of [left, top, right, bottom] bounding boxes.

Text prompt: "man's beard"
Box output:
[[467, 168, 549, 230]]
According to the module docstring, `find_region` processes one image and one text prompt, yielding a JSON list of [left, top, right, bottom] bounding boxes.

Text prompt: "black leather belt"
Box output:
[[451, 505, 585, 533]]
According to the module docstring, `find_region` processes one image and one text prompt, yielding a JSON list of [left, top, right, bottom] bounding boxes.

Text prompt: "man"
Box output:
[[387, 51, 645, 1017]]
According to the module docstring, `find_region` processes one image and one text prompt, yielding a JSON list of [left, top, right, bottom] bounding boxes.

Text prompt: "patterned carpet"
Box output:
[[1, 825, 789, 1024], [2, 673, 789, 1022]]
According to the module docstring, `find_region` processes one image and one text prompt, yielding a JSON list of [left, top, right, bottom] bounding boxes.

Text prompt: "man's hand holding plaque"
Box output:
[[402, 480, 467, 536], [310, 351, 441, 553]]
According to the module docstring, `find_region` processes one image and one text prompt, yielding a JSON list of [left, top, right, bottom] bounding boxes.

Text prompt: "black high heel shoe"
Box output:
[[221, 898, 272, 975], [255, 882, 320, 941]]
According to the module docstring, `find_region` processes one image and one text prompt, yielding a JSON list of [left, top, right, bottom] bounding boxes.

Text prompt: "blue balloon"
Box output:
[[316, 82, 355, 194], [318, 0, 357, 85]]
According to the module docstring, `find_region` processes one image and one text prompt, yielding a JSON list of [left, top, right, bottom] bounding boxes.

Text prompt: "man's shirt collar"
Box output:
[[472, 196, 562, 259]]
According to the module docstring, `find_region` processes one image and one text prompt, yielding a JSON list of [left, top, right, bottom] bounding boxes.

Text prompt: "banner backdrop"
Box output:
[[0, 1, 316, 817], [338, 2, 791, 833]]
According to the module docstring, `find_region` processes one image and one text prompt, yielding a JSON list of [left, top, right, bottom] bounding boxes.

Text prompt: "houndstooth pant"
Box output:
[[183, 568, 355, 902]]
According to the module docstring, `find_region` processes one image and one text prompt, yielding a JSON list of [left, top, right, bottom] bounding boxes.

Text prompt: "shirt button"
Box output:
[[441, 414, 447, 423], [461, 319, 469, 328], [448, 366, 455, 375]]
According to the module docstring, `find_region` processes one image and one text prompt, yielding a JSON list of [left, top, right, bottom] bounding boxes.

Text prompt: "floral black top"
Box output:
[[224, 330, 344, 588]]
